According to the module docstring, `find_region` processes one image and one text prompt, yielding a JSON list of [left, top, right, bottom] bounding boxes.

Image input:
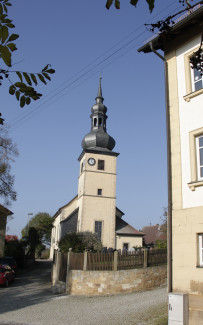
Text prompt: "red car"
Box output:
[[0, 264, 15, 287]]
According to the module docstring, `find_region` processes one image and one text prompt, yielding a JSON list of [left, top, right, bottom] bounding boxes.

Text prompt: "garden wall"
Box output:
[[67, 265, 167, 295]]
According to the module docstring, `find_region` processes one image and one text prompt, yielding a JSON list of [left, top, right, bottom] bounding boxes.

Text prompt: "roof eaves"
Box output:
[[138, 5, 203, 53], [52, 194, 78, 219]]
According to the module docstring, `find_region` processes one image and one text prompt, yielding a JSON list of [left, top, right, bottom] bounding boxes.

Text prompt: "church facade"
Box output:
[[50, 79, 143, 258]]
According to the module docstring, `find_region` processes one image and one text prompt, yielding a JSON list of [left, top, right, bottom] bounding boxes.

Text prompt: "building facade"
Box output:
[[139, 5, 203, 325], [0, 204, 13, 257]]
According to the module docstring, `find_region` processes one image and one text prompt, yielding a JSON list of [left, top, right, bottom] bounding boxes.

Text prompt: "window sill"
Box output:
[[184, 88, 203, 102], [188, 180, 203, 191]]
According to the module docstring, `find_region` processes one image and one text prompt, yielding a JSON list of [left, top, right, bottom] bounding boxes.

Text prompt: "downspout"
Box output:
[[149, 42, 172, 293]]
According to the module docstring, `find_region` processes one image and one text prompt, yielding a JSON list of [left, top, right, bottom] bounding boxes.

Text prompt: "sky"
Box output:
[[1, 0, 195, 237]]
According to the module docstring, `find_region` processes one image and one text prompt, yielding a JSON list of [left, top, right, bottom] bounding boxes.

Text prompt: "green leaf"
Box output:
[[42, 72, 51, 81], [6, 23, 15, 28], [5, 3, 12, 6], [25, 97, 31, 105], [115, 0, 120, 9], [3, 19, 12, 23], [20, 95, 26, 108], [130, 0, 139, 7], [2, 25, 8, 43], [3, 4, 7, 13], [16, 71, 23, 82], [30, 73, 37, 86], [146, 0, 154, 13], [7, 33, 19, 42], [0, 3, 3, 15], [45, 69, 55, 74], [15, 82, 27, 88], [7, 42, 17, 52], [42, 64, 50, 71], [0, 14, 8, 20], [37, 74, 46, 85], [23, 72, 32, 85], [106, 0, 113, 9], [15, 90, 20, 101], [9, 85, 15, 95], [0, 44, 11, 66]]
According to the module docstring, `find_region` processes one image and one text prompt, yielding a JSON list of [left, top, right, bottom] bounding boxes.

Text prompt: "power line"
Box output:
[[9, 0, 179, 130]]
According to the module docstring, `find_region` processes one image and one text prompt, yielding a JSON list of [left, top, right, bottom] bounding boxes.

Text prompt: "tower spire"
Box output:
[[97, 76, 103, 99], [81, 78, 116, 152]]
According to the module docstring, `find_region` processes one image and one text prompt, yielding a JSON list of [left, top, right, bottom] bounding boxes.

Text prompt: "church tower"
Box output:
[[77, 78, 119, 248]]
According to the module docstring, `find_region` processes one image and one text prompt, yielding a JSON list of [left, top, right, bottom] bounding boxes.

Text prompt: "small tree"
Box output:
[[0, 126, 18, 205], [21, 212, 53, 246]]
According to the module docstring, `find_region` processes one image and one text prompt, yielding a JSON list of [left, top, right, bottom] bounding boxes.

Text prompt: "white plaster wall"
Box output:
[[116, 236, 143, 251], [176, 35, 203, 208], [50, 214, 61, 258]]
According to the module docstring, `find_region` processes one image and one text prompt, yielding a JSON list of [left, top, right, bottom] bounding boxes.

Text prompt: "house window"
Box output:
[[198, 234, 203, 266], [196, 135, 203, 180], [184, 47, 203, 101], [98, 159, 104, 170], [191, 66, 203, 92], [123, 243, 129, 250], [97, 189, 102, 196], [188, 128, 203, 191], [95, 221, 102, 239]]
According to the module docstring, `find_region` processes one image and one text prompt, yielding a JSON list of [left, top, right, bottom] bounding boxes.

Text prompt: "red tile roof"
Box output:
[[142, 224, 167, 245]]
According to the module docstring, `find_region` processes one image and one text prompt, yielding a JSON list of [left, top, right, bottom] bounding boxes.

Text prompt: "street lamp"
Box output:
[[26, 212, 33, 236]]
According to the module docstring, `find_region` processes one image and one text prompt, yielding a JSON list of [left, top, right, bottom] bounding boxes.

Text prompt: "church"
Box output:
[[50, 79, 144, 258]]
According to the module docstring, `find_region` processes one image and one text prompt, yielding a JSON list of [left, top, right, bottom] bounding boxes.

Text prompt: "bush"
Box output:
[[59, 232, 103, 253], [4, 239, 25, 266]]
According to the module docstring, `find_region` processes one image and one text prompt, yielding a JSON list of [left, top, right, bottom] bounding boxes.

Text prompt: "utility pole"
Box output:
[[26, 212, 33, 237]]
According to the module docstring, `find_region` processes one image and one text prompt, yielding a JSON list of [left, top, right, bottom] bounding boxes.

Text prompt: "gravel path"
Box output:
[[0, 260, 167, 325]]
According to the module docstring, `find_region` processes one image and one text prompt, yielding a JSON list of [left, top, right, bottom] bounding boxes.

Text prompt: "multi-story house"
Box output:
[[138, 4, 203, 325]]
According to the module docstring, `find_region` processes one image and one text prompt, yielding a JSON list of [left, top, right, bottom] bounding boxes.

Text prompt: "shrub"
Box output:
[[59, 232, 103, 253]]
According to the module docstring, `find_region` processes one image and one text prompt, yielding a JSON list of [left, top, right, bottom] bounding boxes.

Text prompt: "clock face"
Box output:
[[88, 158, 96, 166]]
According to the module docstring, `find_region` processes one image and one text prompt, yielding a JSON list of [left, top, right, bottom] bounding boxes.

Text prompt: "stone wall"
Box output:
[[67, 265, 167, 295]]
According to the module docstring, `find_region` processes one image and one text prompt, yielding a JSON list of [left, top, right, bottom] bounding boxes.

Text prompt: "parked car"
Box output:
[[0, 264, 15, 287], [0, 257, 17, 273]]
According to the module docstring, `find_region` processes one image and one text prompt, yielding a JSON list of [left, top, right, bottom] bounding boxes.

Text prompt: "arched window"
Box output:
[[99, 118, 102, 126], [94, 118, 97, 127]]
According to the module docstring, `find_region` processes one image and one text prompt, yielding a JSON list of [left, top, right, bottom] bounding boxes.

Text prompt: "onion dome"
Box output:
[[82, 78, 116, 151]]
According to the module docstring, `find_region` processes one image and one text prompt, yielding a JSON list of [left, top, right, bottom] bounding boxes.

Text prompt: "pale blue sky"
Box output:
[[1, 0, 192, 237]]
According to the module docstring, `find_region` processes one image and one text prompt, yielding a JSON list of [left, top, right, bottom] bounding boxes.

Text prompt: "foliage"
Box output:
[[190, 36, 203, 76], [21, 212, 53, 246], [59, 232, 85, 253], [155, 239, 167, 249], [35, 243, 46, 258], [4, 238, 25, 266], [78, 232, 103, 251], [59, 232, 103, 253], [0, 0, 55, 120], [145, 1, 202, 34], [105, 0, 194, 11], [26, 227, 40, 258], [0, 126, 18, 204], [160, 207, 167, 234], [105, 0, 155, 12]]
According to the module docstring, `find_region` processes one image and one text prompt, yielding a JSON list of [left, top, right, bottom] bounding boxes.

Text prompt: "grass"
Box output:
[[146, 304, 168, 325]]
